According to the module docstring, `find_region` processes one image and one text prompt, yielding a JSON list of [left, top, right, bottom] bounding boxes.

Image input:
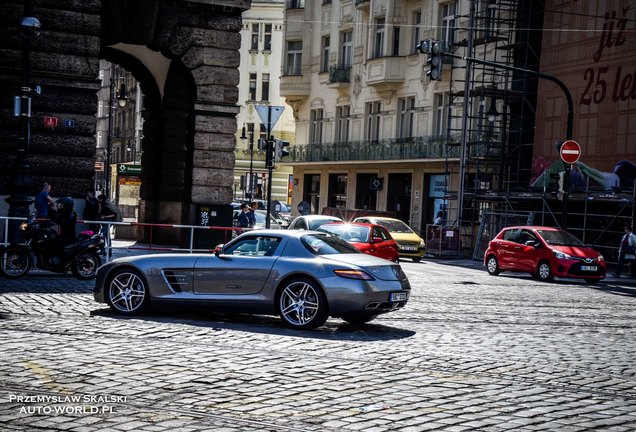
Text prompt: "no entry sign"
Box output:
[[560, 140, 581, 164]]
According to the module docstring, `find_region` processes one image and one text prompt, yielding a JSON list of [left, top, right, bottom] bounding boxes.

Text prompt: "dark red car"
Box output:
[[484, 226, 606, 284], [317, 222, 399, 262]]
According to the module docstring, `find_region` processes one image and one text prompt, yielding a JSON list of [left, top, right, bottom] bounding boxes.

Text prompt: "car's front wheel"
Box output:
[[412, 256, 422, 263], [485, 255, 500, 275], [0, 246, 31, 279], [105, 268, 149, 315], [278, 278, 328, 330], [536, 261, 554, 281]]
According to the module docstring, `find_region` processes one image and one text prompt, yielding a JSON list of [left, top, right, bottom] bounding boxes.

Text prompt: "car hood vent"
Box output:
[[162, 270, 189, 293]]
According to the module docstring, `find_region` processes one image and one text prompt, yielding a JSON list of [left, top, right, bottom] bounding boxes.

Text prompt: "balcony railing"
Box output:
[[328, 65, 351, 84], [287, 136, 460, 163]]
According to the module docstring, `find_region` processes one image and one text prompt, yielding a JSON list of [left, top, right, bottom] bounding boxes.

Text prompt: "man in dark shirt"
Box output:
[[34, 183, 54, 218]]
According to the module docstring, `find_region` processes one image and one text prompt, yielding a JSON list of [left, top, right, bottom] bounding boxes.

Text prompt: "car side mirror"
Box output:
[[214, 244, 224, 256], [372, 237, 384, 244], [525, 240, 539, 247]]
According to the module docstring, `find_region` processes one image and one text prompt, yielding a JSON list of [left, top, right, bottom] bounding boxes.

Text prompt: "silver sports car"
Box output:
[[94, 230, 411, 329]]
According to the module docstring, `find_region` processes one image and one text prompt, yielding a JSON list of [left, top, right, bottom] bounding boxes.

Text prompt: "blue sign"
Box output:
[[63, 119, 75, 128]]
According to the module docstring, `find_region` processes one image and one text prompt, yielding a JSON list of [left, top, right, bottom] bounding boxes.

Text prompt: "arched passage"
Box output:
[[0, 1, 247, 236]]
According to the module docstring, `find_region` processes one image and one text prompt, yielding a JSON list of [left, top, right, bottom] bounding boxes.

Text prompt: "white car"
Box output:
[[287, 215, 343, 230]]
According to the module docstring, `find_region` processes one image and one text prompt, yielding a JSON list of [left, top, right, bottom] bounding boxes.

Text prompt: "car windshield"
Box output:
[[300, 233, 360, 255], [374, 219, 413, 233], [317, 224, 370, 242], [537, 229, 586, 246], [308, 218, 340, 230]]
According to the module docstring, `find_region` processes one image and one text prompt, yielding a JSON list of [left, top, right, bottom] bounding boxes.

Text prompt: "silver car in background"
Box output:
[[94, 230, 410, 329]]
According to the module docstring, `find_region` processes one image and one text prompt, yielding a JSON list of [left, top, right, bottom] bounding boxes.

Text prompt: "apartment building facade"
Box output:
[[280, 0, 461, 233], [236, 0, 296, 205]]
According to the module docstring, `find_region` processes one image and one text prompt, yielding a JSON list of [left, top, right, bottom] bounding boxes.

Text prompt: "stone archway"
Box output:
[[0, 0, 249, 231]]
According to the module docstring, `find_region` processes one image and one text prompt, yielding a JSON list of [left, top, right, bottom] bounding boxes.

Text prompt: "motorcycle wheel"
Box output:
[[71, 251, 101, 280], [0, 246, 31, 279]]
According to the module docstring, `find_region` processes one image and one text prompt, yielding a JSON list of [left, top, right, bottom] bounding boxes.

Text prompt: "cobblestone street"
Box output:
[[1, 260, 635, 431]]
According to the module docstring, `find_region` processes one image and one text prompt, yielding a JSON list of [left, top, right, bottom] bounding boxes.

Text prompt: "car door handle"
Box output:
[[226, 285, 240, 289]]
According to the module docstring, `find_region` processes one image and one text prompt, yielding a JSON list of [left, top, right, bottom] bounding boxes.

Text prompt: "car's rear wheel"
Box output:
[[536, 261, 553, 281], [105, 268, 149, 315], [341, 313, 378, 325], [486, 255, 500, 275], [278, 278, 328, 330], [71, 251, 101, 280]]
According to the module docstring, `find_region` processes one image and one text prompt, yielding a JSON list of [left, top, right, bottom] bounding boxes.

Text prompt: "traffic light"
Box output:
[[416, 39, 431, 54], [548, 172, 565, 200], [427, 41, 443, 81], [274, 139, 290, 161], [264, 138, 274, 168]]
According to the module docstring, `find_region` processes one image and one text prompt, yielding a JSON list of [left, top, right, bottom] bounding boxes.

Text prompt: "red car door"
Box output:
[[370, 226, 399, 261], [497, 228, 521, 269]]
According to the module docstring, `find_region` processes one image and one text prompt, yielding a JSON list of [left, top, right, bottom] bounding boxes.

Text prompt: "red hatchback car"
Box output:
[[484, 226, 606, 284], [317, 222, 399, 262]]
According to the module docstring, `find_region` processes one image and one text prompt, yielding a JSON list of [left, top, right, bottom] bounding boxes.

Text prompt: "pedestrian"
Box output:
[[433, 211, 445, 226], [248, 201, 257, 228], [97, 194, 119, 252], [83, 189, 100, 233], [237, 203, 251, 229], [613, 225, 636, 278], [34, 182, 55, 218]]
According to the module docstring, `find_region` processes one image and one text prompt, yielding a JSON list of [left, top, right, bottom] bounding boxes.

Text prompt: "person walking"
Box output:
[[97, 194, 119, 254], [237, 203, 251, 229], [83, 189, 100, 232], [247, 201, 257, 228], [34, 182, 55, 218], [613, 225, 636, 278]]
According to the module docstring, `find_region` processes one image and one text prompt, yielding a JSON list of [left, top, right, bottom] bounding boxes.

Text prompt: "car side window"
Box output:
[[519, 230, 538, 245], [502, 229, 520, 242], [224, 236, 281, 256], [372, 227, 389, 241]]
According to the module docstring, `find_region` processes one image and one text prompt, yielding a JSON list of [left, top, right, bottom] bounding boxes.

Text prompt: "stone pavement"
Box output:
[[0, 258, 635, 431]]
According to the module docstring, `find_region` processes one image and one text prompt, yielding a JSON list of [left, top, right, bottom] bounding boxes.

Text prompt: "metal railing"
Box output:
[[328, 65, 351, 84], [287, 136, 460, 163], [0, 216, 244, 262]]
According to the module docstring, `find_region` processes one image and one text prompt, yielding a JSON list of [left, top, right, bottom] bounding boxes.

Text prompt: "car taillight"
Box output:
[[334, 269, 374, 280]]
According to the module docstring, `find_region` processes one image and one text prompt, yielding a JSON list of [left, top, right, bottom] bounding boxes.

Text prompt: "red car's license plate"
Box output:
[[581, 265, 597, 271]]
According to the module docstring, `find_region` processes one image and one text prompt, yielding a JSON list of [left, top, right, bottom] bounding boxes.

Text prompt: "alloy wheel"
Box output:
[[279, 279, 327, 329], [107, 270, 148, 314]]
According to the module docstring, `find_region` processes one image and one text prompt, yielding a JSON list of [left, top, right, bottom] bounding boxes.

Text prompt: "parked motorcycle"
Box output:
[[0, 214, 104, 280]]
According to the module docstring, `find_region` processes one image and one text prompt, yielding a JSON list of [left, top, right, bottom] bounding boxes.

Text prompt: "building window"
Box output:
[[303, 173, 321, 214], [392, 27, 400, 56], [286, 40, 303, 75], [286, 0, 305, 9], [328, 173, 347, 208], [398, 97, 416, 138], [310, 109, 324, 144], [264, 24, 272, 50], [97, 131, 103, 148], [251, 23, 259, 50], [440, 2, 456, 47], [98, 101, 103, 118], [412, 11, 421, 54], [321, 36, 330, 73], [261, 73, 270, 101], [336, 105, 350, 143], [434, 93, 449, 136], [365, 101, 381, 141], [341, 30, 353, 66], [249, 73, 257, 101], [374, 18, 385, 58], [259, 123, 267, 142]]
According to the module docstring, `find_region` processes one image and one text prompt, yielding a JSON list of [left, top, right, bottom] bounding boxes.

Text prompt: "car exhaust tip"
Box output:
[[365, 302, 381, 310]]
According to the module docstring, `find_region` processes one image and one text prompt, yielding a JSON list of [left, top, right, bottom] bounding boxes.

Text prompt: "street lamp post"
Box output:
[[241, 126, 255, 202], [5, 5, 41, 241]]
